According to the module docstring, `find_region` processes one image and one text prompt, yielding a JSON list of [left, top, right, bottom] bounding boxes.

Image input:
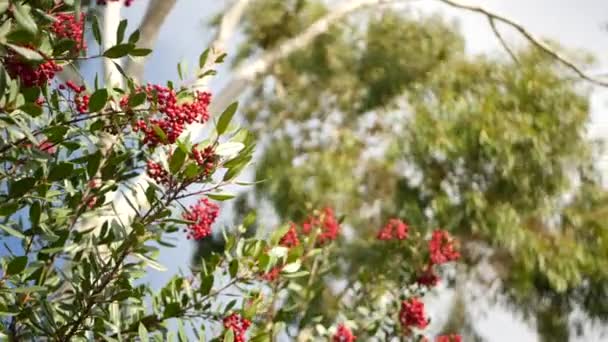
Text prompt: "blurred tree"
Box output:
[[192, 0, 608, 340]]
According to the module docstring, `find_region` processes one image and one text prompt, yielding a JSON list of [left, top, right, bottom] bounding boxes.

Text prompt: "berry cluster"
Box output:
[[416, 267, 440, 287], [399, 298, 429, 330], [279, 223, 300, 248], [146, 160, 171, 186], [261, 266, 282, 282], [377, 218, 409, 240], [59, 81, 89, 113], [133, 84, 212, 147], [5, 52, 62, 87], [51, 13, 86, 54], [429, 230, 460, 265], [302, 207, 340, 244], [223, 313, 251, 342], [191, 145, 217, 177], [182, 198, 220, 240], [435, 335, 462, 342], [333, 324, 356, 342], [97, 0, 135, 6]]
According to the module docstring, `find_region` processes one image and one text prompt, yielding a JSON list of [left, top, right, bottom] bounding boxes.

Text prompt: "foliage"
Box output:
[[229, 0, 608, 340], [0, 1, 461, 341]]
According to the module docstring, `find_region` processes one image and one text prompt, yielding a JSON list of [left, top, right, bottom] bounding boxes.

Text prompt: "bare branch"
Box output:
[[208, 0, 397, 114], [437, 0, 608, 87], [124, 0, 178, 81], [488, 17, 519, 65]]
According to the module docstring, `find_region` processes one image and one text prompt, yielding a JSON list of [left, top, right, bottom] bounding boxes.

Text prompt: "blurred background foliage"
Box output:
[[198, 1, 608, 340]]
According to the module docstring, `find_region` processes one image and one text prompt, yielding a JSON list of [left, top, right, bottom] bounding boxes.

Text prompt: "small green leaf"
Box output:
[[10, 177, 35, 198], [0, 224, 24, 238], [103, 43, 134, 58], [169, 147, 187, 174], [129, 48, 152, 57], [138, 323, 149, 342], [48, 162, 74, 181], [6, 256, 28, 276], [215, 53, 227, 64], [11, 286, 46, 293], [19, 103, 42, 117], [215, 142, 244, 157], [223, 329, 234, 342], [88, 89, 108, 112], [29, 201, 41, 227], [92, 15, 102, 45], [229, 259, 238, 278], [6, 44, 42, 61], [216, 102, 238, 135], [12, 3, 37, 35], [128, 92, 147, 107], [134, 253, 167, 272], [198, 48, 209, 68], [128, 29, 140, 44], [116, 19, 127, 44], [206, 193, 235, 201], [87, 151, 102, 177], [152, 125, 168, 144], [200, 275, 213, 295]]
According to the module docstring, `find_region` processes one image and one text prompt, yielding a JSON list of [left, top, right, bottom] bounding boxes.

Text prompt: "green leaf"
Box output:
[[215, 142, 244, 157], [53, 38, 76, 55], [88, 89, 108, 112], [19, 103, 42, 117], [116, 19, 127, 44], [152, 125, 168, 144], [128, 29, 140, 44], [216, 102, 238, 135], [223, 329, 234, 342], [103, 43, 134, 58], [48, 162, 74, 181], [0, 224, 24, 238], [199, 48, 209, 68], [206, 193, 235, 201], [30, 201, 41, 227], [169, 147, 187, 174], [12, 3, 37, 35], [6, 44, 42, 61], [163, 303, 181, 318], [6, 256, 27, 276], [134, 253, 167, 272], [128, 92, 147, 107], [282, 270, 310, 279], [138, 323, 149, 342], [10, 177, 35, 198], [281, 260, 301, 273], [92, 15, 102, 45], [0, 65, 7, 98], [129, 48, 152, 57], [215, 53, 227, 64], [11, 286, 46, 293], [229, 259, 238, 278], [87, 151, 102, 177], [200, 275, 213, 295]]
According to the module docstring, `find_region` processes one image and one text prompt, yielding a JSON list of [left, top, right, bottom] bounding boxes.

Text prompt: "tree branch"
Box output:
[[124, 0, 178, 81], [437, 0, 608, 87], [207, 0, 398, 114]]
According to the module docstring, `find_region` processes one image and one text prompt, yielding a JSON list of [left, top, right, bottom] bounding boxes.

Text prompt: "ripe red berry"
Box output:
[[429, 230, 460, 265], [182, 198, 219, 240], [399, 298, 429, 330], [223, 313, 251, 342], [333, 324, 356, 342]]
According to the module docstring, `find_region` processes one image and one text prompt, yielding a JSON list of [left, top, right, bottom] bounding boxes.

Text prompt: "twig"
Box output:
[[437, 0, 608, 87], [487, 17, 519, 64]]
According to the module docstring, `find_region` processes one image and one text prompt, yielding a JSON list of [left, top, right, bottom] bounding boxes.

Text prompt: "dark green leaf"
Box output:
[[215, 53, 227, 64], [163, 303, 181, 318], [128, 92, 146, 107], [216, 102, 238, 135], [0, 65, 7, 98], [10, 177, 35, 198], [128, 29, 140, 44], [92, 15, 102, 45], [116, 19, 127, 44], [88, 89, 108, 112], [6, 256, 27, 276], [48, 162, 74, 181], [229, 259, 238, 278], [200, 275, 213, 295], [19, 103, 42, 117], [129, 48, 152, 57], [169, 148, 187, 174], [87, 151, 102, 177], [30, 201, 41, 227], [103, 43, 134, 58]]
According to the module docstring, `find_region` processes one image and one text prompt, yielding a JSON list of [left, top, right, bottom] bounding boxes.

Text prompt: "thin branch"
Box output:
[[437, 0, 608, 87], [124, 0, 178, 81], [487, 17, 519, 65]]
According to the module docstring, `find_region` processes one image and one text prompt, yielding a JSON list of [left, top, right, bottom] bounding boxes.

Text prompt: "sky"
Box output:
[[108, 1, 608, 341]]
